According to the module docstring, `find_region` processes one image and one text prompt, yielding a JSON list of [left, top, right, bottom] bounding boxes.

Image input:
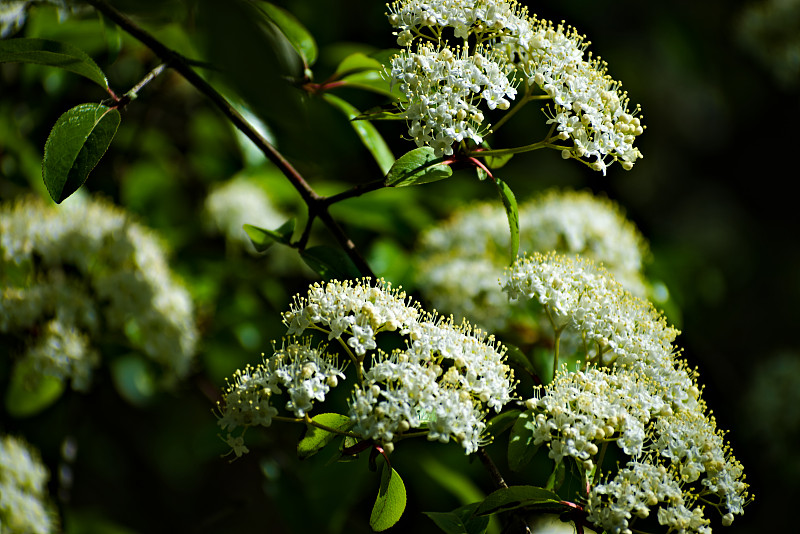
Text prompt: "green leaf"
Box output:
[[258, 1, 318, 68], [298, 413, 354, 460], [385, 147, 452, 187], [484, 152, 514, 170], [494, 178, 519, 264], [43, 103, 121, 203], [545, 461, 566, 492], [301, 245, 362, 280], [504, 343, 538, 378], [340, 69, 405, 100], [507, 410, 538, 472], [370, 464, 407, 532], [243, 219, 295, 252], [0, 38, 109, 89], [354, 104, 407, 121], [334, 51, 383, 77], [5, 359, 65, 418], [484, 409, 522, 441], [424, 503, 489, 534], [474, 486, 562, 517], [323, 93, 395, 175]]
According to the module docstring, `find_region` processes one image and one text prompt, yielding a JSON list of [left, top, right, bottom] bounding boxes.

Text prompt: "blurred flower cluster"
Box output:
[[0, 195, 198, 391], [414, 189, 649, 332], [0, 434, 56, 534]]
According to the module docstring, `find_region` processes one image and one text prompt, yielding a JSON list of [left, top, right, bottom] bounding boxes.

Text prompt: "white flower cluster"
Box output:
[[204, 178, 287, 253], [220, 278, 514, 455], [518, 20, 644, 173], [352, 316, 514, 454], [0, 195, 198, 390], [387, 0, 531, 44], [386, 0, 644, 171], [284, 278, 421, 354], [415, 189, 649, 332], [508, 253, 750, 532], [0, 434, 56, 534], [390, 43, 516, 156], [216, 340, 346, 454]]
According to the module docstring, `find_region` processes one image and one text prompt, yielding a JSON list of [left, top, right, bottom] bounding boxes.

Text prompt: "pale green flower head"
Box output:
[[0, 195, 198, 391], [414, 189, 649, 332], [0, 434, 57, 534]]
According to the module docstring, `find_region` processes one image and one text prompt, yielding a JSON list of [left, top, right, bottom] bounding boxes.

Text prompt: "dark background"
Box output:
[[1, 0, 797, 532]]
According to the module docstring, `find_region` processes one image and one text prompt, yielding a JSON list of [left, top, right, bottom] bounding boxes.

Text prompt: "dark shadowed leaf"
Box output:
[[424, 502, 489, 534], [301, 246, 362, 280], [0, 38, 109, 89], [243, 219, 295, 252], [43, 103, 121, 203], [474, 486, 562, 516], [507, 410, 538, 471], [258, 1, 318, 68], [323, 93, 394, 175]]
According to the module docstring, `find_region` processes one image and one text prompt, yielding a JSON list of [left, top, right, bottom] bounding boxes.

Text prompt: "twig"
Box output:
[[477, 447, 508, 490], [84, 0, 374, 277]]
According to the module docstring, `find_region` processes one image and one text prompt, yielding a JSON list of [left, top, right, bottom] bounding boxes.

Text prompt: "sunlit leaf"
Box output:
[[0, 38, 109, 89], [5, 359, 64, 418], [494, 177, 519, 264], [333, 51, 382, 77], [545, 460, 566, 492], [298, 413, 354, 460], [370, 464, 407, 532], [385, 147, 452, 187], [322, 93, 394, 175], [42, 103, 121, 203]]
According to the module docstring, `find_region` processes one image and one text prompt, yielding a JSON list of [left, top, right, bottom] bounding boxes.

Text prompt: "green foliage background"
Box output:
[[1, 0, 797, 532]]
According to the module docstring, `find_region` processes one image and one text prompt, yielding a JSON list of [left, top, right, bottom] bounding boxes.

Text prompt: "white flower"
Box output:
[[216, 340, 346, 435], [229, 278, 514, 455], [390, 42, 516, 156], [0, 435, 57, 534], [283, 278, 420, 346], [516, 20, 644, 172]]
